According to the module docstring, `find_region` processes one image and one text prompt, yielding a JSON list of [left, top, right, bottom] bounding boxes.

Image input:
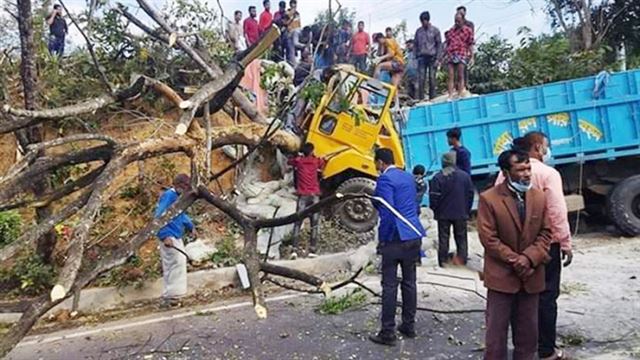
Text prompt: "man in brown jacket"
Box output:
[[478, 149, 552, 359]]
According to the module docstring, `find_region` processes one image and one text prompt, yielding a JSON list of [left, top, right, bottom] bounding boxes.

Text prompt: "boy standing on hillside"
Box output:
[[288, 143, 326, 259]]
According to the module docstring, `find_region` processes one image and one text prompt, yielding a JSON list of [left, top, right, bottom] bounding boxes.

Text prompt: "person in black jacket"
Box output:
[[413, 165, 427, 214], [429, 151, 474, 266]]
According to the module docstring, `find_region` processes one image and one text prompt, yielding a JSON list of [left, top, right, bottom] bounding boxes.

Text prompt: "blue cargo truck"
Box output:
[[399, 69, 640, 236]]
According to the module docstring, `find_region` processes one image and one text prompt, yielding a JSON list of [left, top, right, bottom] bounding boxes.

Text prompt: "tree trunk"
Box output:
[[16, 0, 57, 262]]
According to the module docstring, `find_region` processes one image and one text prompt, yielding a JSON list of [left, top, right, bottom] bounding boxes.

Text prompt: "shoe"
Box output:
[[308, 252, 318, 258], [369, 332, 397, 346], [159, 298, 182, 309], [289, 252, 298, 260], [540, 348, 568, 360], [397, 325, 417, 339]]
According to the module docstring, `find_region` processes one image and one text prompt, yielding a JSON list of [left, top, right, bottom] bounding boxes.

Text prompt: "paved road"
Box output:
[[9, 286, 486, 360], [8, 235, 640, 360]]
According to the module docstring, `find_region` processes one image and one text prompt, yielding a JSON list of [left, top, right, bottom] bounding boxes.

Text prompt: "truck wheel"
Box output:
[[607, 175, 640, 237], [334, 177, 378, 233]]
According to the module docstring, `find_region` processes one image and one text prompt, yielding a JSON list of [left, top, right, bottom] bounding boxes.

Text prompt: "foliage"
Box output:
[[0, 253, 55, 296], [468, 31, 610, 95], [313, 7, 356, 28], [95, 253, 161, 289], [468, 36, 514, 94], [317, 288, 367, 315], [391, 20, 408, 44], [0, 211, 21, 248], [299, 80, 326, 108], [209, 233, 242, 267]]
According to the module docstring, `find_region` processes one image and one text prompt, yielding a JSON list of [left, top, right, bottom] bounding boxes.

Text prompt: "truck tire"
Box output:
[[334, 177, 378, 233], [607, 175, 640, 237]]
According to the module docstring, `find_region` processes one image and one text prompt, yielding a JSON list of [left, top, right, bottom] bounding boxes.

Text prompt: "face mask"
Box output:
[[542, 148, 552, 163], [507, 174, 532, 193]]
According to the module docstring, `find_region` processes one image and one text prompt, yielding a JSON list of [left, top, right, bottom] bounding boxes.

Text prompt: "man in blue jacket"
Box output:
[[369, 148, 426, 346], [155, 174, 196, 307]]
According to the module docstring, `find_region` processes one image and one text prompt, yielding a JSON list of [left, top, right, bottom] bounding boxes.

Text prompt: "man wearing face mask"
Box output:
[[479, 149, 552, 359], [495, 132, 573, 360]]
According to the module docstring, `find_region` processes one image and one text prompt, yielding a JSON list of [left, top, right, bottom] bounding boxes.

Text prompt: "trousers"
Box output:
[[485, 290, 539, 360], [292, 195, 320, 251], [538, 243, 562, 357], [437, 219, 468, 265], [379, 239, 421, 335], [416, 55, 437, 100]]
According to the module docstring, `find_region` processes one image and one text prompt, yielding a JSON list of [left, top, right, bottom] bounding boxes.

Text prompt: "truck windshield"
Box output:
[[327, 75, 390, 124]]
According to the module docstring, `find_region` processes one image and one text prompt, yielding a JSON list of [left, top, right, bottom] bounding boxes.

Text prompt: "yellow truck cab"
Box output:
[[305, 66, 405, 232]]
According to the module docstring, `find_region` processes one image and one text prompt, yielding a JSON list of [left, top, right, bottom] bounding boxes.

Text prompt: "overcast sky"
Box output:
[[60, 0, 552, 48]]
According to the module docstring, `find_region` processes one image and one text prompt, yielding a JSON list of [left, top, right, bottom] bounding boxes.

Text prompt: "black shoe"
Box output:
[[369, 332, 397, 346], [397, 325, 417, 339]]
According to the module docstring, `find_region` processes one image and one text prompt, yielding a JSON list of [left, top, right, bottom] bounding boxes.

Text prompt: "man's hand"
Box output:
[[510, 255, 532, 278], [468, 56, 475, 68], [562, 249, 573, 267], [163, 238, 173, 248]]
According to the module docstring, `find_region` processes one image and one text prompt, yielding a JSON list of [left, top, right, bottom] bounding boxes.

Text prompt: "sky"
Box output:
[[59, 0, 553, 48]]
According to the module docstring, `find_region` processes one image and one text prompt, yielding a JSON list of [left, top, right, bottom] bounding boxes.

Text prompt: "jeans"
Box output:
[[416, 55, 437, 100], [437, 219, 468, 266], [350, 54, 367, 73], [286, 35, 296, 65], [292, 195, 320, 251], [379, 239, 421, 335], [538, 243, 562, 357], [48, 35, 65, 57]]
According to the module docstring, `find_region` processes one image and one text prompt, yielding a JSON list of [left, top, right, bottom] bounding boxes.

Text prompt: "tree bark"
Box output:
[[16, 0, 57, 262]]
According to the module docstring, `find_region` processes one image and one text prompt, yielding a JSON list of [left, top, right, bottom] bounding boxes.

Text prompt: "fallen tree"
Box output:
[[0, 6, 368, 357]]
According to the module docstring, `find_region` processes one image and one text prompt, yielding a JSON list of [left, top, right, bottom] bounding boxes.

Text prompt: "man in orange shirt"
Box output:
[[349, 21, 370, 72], [495, 132, 573, 360], [258, 0, 273, 35]]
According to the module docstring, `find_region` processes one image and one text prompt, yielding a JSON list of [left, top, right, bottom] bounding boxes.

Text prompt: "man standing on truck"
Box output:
[[414, 11, 442, 100], [444, 12, 474, 99], [430, 151, 474, 266], [447, 127, 472, 175], [369, 148, 425, 346], [495, 132, 573, 360], [479, 149, 552, 359], [349, 21, 370, 73], [288, 143, 326, 259]]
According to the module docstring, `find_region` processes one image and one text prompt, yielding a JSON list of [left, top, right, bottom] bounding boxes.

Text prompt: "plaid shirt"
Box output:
[[445, 25, 474, 59]]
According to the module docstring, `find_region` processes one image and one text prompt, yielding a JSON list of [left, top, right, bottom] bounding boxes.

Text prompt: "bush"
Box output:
[[0, 253, 55, 296], [317, 288, 367, 315], [0, 211, 21, 248]]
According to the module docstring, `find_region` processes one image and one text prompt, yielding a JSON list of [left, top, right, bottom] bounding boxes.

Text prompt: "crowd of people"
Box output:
[[365, 129, 571, 360], [226, 2, 475, 101]]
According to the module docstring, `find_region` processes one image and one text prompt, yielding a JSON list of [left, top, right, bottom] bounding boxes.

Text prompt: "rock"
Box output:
[[347, 242, 378, 271], [185, 240, 217, 262], [238, 181, 263, 198], [257, 180, 282, 194], [275, 187, 297, 200], [241, 204, 277, 219], [222, 145, 246, 160], [257, 224, 293, 260], [267, 194, 297, 210]]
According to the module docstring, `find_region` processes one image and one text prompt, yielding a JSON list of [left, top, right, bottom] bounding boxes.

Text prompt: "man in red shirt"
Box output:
[[349, 21, 370, 73], [258, 0, 273, 35], [244, 6, 260, 47], [444, 13, 474, 99], [288, 143, 326, 259]]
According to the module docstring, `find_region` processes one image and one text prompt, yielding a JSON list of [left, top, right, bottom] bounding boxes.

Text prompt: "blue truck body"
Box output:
[[400, 69, 640, 177]]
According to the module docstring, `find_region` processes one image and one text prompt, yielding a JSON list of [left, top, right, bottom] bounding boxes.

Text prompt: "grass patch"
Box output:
[[560, 282, 589, 296], [94, 253, 161, 289], [0, 253, 55, 296], [317, 288, 367, 315], [561, 332, 588, 346]]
